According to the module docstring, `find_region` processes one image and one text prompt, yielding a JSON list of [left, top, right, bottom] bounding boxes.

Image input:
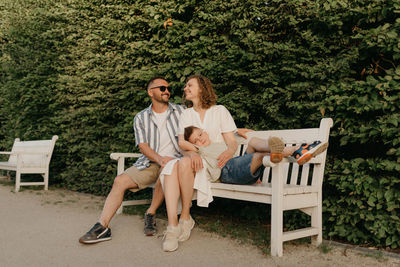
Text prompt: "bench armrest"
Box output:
[[110, 152, 142, 176], [110, 153, 141, 161]]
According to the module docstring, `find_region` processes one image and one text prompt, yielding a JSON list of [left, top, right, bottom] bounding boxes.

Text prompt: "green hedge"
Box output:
[[1, 0, 399, 248]]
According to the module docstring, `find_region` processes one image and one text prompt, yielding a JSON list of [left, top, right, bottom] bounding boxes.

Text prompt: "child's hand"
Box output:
[[217, 150, 234, 168]]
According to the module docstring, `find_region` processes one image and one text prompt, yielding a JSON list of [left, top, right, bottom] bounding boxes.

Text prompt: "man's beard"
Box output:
[[157, 94, 170, 104]]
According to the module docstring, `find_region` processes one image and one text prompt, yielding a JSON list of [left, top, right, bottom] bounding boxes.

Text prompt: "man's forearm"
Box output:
[[139, 143, 161, 164]]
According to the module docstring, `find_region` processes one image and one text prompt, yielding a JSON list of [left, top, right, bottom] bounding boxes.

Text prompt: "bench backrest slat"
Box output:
[[300, 164, 310, 185], [7, 136, 58, 167], [290, 162, 299, 185]]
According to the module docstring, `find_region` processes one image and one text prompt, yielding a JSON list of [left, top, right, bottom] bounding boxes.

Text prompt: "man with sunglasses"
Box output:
[[79, 77, 184, 244]]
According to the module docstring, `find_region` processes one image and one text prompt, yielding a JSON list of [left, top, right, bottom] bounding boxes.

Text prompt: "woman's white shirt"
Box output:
[[178, 105, 237, 143]]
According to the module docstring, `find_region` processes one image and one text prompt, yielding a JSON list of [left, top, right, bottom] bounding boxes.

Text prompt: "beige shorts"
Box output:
[[124, 163, 161, 191]]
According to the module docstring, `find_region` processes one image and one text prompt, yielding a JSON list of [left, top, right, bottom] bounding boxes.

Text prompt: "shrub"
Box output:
[[0, 0, 399, 248]]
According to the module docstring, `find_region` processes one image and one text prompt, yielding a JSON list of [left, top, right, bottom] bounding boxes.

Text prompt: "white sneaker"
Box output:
[[178, 216, 195, 242], [162, 225, 181, 252]]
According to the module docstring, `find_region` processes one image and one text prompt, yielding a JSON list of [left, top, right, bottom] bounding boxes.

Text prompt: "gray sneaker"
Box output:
[[144, 213, 156, 236], [162, 225, 181, 252], [178, 216, 195, 242], [79, 222, 111, 244]]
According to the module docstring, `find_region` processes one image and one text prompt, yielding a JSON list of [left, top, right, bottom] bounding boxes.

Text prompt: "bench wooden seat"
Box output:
[[0, 135, 58, 192], [110, 118, 333, 256]]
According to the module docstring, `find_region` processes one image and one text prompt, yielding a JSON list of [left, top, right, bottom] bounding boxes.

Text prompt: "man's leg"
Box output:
[[79, 173, 138, 244], [79, 164, 160, 244], [99, 174, 138, 227], [143, 178, 164, 236], [146, 178, 164, 215]]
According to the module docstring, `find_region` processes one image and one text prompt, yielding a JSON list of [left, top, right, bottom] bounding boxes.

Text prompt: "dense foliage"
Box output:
[[1, 0, 399, 248]]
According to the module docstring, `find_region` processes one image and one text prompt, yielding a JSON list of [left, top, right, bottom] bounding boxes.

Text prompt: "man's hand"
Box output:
[[217, 149, 234, 168], [157, 156, 175, 168], [237, 128, 254, 139]]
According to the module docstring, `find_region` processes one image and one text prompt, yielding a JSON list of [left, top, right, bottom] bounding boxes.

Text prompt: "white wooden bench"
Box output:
[[110, 118, 333, 257], [0, 135, 58, 192]]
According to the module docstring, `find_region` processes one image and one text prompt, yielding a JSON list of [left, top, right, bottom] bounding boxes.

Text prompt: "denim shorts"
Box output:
[[220, 153, 265, 185]]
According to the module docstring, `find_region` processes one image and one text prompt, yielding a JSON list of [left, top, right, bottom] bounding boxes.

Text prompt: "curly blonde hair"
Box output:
[[183, 75, 217, 109]]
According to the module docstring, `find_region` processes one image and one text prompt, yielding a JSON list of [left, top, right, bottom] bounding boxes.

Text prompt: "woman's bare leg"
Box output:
[[164, 162, 180, 226], [178, 157, 195, 221]]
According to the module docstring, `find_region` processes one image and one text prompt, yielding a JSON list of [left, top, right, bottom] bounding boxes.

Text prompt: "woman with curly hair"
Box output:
[[161, 75, 238, 252]]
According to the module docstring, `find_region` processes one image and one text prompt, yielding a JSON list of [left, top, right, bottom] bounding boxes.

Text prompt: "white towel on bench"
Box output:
[[193, 159, 213, 207]]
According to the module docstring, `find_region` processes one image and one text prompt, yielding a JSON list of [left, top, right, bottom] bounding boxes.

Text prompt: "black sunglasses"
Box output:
[[149, 86, 171, 92]]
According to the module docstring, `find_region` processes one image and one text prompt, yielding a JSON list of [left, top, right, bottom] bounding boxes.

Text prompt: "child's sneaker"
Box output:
[[268, 136, 285, 163], [292, 141, 328, 165]]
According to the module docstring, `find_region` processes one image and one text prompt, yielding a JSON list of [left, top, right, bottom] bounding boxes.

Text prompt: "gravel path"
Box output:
[[0, 183, 397, 267]]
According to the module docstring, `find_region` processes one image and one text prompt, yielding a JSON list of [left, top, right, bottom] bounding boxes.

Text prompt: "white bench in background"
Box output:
[[110, 118, 333, 257], [0, 135, 58, 192]]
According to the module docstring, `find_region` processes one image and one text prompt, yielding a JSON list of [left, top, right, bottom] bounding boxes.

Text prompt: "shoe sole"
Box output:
[[163, 243, 179, 252], [297, 142, 328, 165], [144, 230, 156, 236], [79, 236, 112, 244], [268, 137, 284, 163], [178, 219, 195, 242]]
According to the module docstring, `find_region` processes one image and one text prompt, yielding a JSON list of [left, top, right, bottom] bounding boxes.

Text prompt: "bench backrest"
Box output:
[[8, 136, 59, 168], [237, 118, 332, 189]]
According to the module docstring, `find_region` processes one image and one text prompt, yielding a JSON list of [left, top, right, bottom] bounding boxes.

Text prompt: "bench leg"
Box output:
[[15, 171, 21, 192], [116, 204, 123, 215], [43, 172, 49, 191], [270, 163, 284, 257], [311, 202, 322, 246], [271, 207, 283, 257]]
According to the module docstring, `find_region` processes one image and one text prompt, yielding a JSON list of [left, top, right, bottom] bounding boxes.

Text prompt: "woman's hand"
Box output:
[[217, 149, 234, 168], [188, 151, 203, 172], [237, 128, 254, 139]]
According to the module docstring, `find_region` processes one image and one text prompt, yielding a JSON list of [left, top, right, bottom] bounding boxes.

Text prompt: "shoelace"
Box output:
[[145, 214, 155, 227], [162, 228, 175, 240]]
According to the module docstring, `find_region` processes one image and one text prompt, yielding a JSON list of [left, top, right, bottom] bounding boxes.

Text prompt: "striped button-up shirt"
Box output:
[[133, 103, 185, 170]]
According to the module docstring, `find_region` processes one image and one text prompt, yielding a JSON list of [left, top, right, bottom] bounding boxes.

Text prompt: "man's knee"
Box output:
[[112, 174, 137, 191]]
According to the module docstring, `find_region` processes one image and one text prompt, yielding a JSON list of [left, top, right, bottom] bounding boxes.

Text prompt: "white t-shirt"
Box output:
[[178, 105, 237, 143], [153, 110, 178, 157]]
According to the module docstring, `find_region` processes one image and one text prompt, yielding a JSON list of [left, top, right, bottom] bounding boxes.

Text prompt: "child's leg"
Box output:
[[246, 137, 268, 154], [246, 137, 284, 153], [247, 136, 285, 163]]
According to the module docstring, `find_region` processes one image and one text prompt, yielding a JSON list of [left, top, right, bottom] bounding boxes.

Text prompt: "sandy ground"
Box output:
[[0, 183, 398, 267]]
